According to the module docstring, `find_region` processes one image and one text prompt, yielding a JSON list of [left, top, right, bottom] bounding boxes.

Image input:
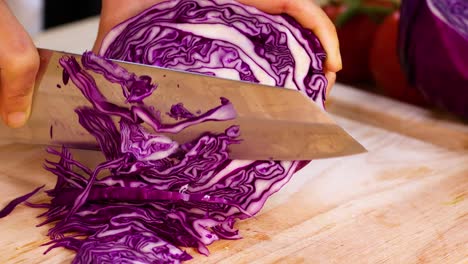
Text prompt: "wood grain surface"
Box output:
[[0, 17, 466, 264]]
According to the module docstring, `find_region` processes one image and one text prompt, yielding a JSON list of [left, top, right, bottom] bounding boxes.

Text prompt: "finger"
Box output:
[[0, 1, 39, 128], [237, 0, 342, 73], [325, 71, 336, 98]]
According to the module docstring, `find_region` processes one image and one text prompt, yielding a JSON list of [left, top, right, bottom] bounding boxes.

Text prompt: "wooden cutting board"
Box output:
[[0, 18, 467, 264]]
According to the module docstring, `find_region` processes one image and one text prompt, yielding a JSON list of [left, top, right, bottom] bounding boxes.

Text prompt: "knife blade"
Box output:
[[0, 48, 366, 160]]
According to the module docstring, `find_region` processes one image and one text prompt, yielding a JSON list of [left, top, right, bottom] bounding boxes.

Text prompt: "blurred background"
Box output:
[[6, 0, 101, 36]]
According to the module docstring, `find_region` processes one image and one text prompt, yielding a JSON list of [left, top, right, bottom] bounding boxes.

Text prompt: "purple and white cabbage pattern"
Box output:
[[40, 51, 299, 262], [30, 0, 327, 262], [100, 0, 328, 104]]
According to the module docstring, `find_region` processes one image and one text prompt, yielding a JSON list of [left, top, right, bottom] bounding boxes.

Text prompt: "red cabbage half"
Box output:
[[98, 0, 328, 207], [100, 0, 328, 104], [399, 0, 468, 119], [1, 0, 328, 263]]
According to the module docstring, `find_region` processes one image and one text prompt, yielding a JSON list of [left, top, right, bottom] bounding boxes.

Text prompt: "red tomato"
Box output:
[[369, 11, 429, 106], [324, 5, 380, 84]]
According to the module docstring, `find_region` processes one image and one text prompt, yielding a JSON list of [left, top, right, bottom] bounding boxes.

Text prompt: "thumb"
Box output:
[[0, 1, 39, 128]]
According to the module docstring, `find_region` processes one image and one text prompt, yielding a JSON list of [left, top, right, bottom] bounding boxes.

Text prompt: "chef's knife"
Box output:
[[0, 49, 366, 160]]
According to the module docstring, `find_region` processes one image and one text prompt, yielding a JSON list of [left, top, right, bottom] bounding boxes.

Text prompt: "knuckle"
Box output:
[[280, 0, 293, 13], [6, 86, 31, 100], [3, 85, 32, 108], [3, 92, 32, 113], [9, 50, 40, 75], [5, 42, 40, 75], [1, 55, 38, 104], [9, 35, 36, 55]]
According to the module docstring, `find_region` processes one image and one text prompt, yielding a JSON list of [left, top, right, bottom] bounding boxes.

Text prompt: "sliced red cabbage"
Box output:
[[98, 0, 327, 202], [0, 186, 44, 218], [120, 119, 180, 161], [72, 234, 193, 264], [167, 103, 197, 120], [81, 52, 158, 103], [1, 0, 328, 263]]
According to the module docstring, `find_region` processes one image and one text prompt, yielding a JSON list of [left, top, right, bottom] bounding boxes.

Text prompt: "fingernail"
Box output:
[[7, 112, 27, 128]]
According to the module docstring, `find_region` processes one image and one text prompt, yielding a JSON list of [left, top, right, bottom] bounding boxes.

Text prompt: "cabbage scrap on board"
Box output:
[[0, 0, 328, 263]]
